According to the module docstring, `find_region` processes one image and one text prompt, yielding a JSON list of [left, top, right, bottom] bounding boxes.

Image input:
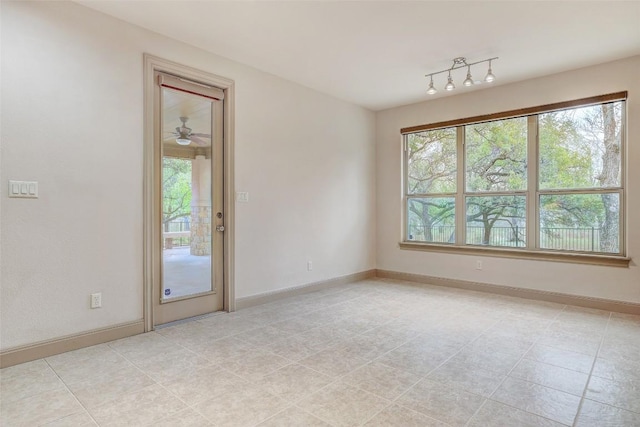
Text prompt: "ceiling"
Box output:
[[162, 88, 212, 149], [78, 1, 640, 111]]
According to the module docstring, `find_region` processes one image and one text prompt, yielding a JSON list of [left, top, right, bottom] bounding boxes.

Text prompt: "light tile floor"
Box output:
[[2, 279, 640, 426]]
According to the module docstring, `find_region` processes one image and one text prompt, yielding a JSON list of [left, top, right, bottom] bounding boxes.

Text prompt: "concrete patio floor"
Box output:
[[163, 247, 211, 299]]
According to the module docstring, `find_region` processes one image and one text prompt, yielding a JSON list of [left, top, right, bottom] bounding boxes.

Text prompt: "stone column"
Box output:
[[190, 155, 211, 256]]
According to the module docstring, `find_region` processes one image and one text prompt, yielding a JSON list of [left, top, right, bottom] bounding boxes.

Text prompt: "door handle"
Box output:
[[216, 225, 225, 232]]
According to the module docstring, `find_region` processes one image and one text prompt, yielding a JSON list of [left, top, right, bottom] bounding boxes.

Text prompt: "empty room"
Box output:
[[1, 1, 640, 426]]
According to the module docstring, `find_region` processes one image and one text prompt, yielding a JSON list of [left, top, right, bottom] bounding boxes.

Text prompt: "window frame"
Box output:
[[401, 92, 629, 267]]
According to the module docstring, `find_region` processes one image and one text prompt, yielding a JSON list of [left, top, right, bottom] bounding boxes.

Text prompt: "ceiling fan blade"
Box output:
[[190, 136, 210, 146], [190, 133, 211, 138]]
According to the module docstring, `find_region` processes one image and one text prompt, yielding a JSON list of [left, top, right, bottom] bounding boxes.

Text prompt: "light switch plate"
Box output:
[[9, 180, 38, 198]]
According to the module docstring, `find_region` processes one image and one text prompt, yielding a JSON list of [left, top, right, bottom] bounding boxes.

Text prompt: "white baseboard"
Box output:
[[0, 320, 144, 368], [235, 269, 377, 310], [376, 269, 640, 315], [4, 268, 636, 368]]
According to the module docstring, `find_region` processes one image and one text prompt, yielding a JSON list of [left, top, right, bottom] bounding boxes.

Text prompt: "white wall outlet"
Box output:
[[90, 292, 102, 309], [475, 260, 483, 270], [307, 261, 313, 271], [236, 191, 249, 203]]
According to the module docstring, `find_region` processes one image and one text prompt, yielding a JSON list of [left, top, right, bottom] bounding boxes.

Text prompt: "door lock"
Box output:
[[216, 225, 225, 232]]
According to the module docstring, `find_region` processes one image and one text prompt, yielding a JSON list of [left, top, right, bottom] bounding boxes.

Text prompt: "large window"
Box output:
[[404, 93, 626, 258]]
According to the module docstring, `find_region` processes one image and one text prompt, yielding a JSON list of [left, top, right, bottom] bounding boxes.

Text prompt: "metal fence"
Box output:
[[408, 225, 602, 252], [165, 219, 191, 247], [540, 227, 601, 252]]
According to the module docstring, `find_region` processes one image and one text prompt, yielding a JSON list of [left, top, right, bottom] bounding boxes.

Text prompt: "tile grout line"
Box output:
[[463, 305, 567, 426], [290, 301, 477, 425], [104, 342, 200, 426], [105, 334, 263, 426], [42, 358, 100, 427], [571, 311, 612, 427], [147, 317, 346, 427], [7, 282, 636, 427], [238, 292, 403, 427], [385, 313, 506, 426]]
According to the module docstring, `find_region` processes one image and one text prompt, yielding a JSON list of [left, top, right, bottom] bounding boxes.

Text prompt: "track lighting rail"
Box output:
[[425, 56, 498, 95]]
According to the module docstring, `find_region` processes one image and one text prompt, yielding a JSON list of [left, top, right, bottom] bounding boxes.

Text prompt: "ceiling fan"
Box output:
[[167, 116, 211, 146]]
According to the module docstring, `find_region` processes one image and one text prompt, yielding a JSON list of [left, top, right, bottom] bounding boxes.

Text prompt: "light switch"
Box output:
[[236, 192, 249, 203], [8, 180, 38, 198]]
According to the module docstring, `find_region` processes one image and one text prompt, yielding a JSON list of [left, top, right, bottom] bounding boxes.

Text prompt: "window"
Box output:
[[403, 93, 626, 260]]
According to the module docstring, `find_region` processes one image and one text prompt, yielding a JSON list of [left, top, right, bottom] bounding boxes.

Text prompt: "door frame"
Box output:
[[143, 54, 236, 331]]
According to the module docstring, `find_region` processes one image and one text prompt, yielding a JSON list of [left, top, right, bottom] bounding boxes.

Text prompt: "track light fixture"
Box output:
[[484, 59, 496, 83], [445, 71, 455, 91], [463, 66, 474, 87], [427, 75, 437, 95], [425, 56, 498, 95]]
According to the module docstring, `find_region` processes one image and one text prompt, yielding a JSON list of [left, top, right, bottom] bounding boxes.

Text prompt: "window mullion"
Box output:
[[620, 104, 626, 256], [403, 135, 409, 241], [527, 115, 538, 250], [456, 126, 465, 245]]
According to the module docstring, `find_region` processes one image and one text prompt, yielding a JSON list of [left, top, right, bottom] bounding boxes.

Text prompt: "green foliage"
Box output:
[[465, 118, 527, 192], [466, 195, 526, 246], [540, 194, 604, 228], [538, 104, 621, 251], [407, 128, 456, 194], [405, 101, 623, 252], [407, 197, 455, 242], [539, 110, 593, 189], [163, 157, 192, 225]]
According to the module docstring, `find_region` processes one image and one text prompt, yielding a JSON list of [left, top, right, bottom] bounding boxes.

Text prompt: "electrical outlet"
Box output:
[[90, 292, 102, 309], [307, 261, 313, 271], [475, 260, 483, 270], [236, 192, 249, 203]]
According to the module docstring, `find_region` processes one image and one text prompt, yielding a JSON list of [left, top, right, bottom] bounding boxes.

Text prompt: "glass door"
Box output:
[[153, 72, 224, 325]]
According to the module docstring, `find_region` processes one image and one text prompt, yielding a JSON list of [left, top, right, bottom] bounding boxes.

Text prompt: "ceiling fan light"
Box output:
[[176, 137, 191, 146]]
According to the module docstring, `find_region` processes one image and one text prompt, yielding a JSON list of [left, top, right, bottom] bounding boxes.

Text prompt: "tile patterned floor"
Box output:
[[2, 279, 640, 426]]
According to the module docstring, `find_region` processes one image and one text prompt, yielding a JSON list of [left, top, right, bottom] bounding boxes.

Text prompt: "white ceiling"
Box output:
[[162, 88, 212, 148], [78, 1, 640, 111]]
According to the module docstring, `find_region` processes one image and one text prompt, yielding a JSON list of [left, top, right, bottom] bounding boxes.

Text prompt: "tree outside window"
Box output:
[[404, 98, 624, 255]]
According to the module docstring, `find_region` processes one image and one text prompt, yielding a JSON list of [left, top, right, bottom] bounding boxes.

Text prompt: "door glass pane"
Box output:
[[162, 87, 213, 300], [466, 195, 526, 247], [465, 117, 527, 192], [407, 197, 455, 243], [406, 128, 457, 194], [540, 193, 619, 253], [539, 102, 623, 190]]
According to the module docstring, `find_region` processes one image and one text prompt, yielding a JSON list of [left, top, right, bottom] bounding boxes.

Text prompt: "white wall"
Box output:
[[376, 56, 640, 303], [0, 1, 376, 350]]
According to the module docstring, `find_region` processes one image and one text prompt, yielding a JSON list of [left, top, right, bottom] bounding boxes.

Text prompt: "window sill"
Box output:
[[399, 242, 630, 268]]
